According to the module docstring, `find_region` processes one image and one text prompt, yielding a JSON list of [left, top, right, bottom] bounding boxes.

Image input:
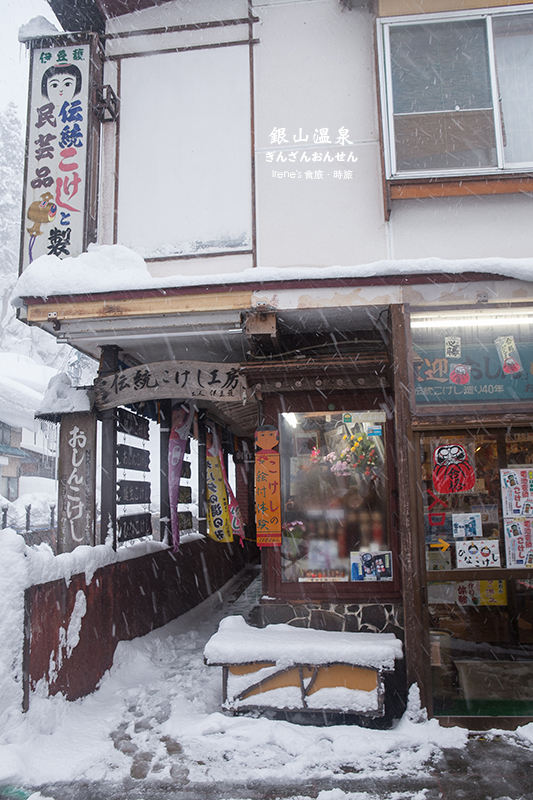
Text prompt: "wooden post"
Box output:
[[197, 410, 207, 537], [99, 346, 119, 548], [389, 304, 432, 712], [159, 400, 171, 544]]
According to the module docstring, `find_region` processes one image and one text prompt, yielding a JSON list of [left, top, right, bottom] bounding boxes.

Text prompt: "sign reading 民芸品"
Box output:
[[21, 40, 93, 271], [94, 360, 247, 410]]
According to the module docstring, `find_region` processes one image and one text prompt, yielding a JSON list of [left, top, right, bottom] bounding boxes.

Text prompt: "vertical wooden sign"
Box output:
[[255, 428, 282, 547], [58, 412, 96, 552]]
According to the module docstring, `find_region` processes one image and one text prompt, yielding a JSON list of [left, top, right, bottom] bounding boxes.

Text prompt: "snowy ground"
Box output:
[[1, 569, 533, 800]]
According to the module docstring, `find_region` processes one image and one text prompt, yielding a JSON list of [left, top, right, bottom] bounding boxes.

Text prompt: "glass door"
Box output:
[[420, 428, 533, 717]]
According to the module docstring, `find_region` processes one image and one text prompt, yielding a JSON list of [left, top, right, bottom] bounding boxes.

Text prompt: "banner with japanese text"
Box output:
[[255, 428, 282, 547], [206, 447, 233, 543], [22, 41, 91, 269]]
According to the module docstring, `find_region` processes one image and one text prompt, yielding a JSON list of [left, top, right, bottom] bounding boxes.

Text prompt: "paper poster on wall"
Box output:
[[455, 580, 507, 606], [452, 513, 482, 539], [501, 468, 533, 517], [455, 539, 501, 569], [504, 517, 533, 567]]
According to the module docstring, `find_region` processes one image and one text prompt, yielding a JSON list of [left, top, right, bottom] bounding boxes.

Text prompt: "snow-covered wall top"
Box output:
[[204, 615, 403, 671], [11, 244, 533, 306]]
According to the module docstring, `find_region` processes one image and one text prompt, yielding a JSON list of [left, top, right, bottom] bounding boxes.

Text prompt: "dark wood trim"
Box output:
[[197, 410, 207, 537], [260, 388, 402, 604], [426, 568, 533, 582], [412, 410, 533, 428], [390, 175, 533, 200], [105, 17, 259, 39], [20, 271, 511, 307], [159, 400, 171, 545], [99, 346, 120, 547], [108, 38, 259, 61], [145, 249, 253, 263], [390, 305, 432, 710], [22, 588, 31, 713]]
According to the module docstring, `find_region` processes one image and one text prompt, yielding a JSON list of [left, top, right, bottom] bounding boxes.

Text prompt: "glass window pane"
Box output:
[[494, 14, 533, 166], [389, 19, 496, 172], [430, 581, 533, 716], [279, 411, 389, 584]]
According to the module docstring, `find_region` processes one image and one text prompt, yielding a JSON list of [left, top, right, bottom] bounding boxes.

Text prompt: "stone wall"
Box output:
[[256, 601, 404, 638]]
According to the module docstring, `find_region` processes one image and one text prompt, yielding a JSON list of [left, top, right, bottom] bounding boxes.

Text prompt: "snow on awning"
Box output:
[[204, 616, 403, 672], [12, 244, 533, 307]]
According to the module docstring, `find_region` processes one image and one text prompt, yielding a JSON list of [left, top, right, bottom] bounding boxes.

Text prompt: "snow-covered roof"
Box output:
[[204, 615, 403, 671], [0, 354, 57, 431], [11, 244, 533, 306]]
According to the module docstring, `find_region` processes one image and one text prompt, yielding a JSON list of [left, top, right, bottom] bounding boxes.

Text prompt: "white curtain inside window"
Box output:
[[494, 15, 533, 166]]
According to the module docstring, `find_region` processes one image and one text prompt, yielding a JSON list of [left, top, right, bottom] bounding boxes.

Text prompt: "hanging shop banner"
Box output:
[[58, 412, 96, 552], [217, 442, 245, 545], [206, 440, 233, 543], [413, 339, 533, 405], [21, 40, 93, 270], [94, 360, 246, 410], [168, 404, 194, 550], [255, 428, 282, 547]]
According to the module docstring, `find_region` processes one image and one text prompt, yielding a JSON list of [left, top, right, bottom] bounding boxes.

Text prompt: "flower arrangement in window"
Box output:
[[321, 433, 379, 478]]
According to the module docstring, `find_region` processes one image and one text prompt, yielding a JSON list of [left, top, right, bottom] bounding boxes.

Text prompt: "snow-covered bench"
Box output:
[[204, 616, 403, 717]]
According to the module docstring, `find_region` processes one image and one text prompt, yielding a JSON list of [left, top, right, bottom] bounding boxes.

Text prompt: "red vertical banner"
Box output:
[[255, 428, 282, 547]]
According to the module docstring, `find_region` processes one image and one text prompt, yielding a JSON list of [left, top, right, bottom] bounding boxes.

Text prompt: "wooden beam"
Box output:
[[390, 305, 433, 712], [379, 0, 531, 16], [390, 176, 533, 200], [25, 289, 254, 324]]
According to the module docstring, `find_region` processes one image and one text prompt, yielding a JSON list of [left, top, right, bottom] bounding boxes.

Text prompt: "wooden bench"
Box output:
[[204, 616, 403, 717]]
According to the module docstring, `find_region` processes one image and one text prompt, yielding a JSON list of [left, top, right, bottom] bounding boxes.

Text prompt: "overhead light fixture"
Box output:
[[411, 309, 533, 329]]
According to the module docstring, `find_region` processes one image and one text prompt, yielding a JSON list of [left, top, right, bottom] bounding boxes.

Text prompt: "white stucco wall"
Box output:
[[99, 0, 533, 277]]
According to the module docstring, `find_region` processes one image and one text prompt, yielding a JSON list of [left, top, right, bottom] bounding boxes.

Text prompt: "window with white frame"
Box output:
[[378, 9, 533, 178]]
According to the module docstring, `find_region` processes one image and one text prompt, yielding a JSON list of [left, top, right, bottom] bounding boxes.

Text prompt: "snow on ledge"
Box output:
[[36, 373, 91, 418], [12, 244, 533, 306], [18, 16, 60, 42], [204, 615, 403, 671]]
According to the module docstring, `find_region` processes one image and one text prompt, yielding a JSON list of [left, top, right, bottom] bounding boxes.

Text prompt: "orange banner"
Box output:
[[255, 429, 282, 547]]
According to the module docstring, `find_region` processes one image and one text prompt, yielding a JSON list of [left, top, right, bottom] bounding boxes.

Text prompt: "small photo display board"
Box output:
[[350, 551, 393, 581], [452, 513, 482, 539]]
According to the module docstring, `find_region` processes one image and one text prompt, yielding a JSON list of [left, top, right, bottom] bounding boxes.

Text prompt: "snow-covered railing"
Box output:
[[204, 616, 403, 717]]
